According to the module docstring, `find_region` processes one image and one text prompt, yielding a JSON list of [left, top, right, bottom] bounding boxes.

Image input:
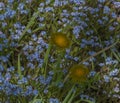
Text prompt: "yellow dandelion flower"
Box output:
[[69, 64, 89, 83], [50, 32, 71, 49]]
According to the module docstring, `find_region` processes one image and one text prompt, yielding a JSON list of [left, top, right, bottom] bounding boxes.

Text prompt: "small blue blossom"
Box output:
[[80, 43, 86, 48], [79, 12, 87, 17], [104, 40, 111, 46], [26, 0, 32, 3], [89, 57, 96, 62], [17, 3, 25, 10], [103, 6, 110, 14], [46, 76, 52, 84], [5, 72, 11, 81], [38, 17, 44, 22], [50, 56, 55, 62], [103, 75, 110, 82], [39, 75, 52, 85], [14, 22, 22, 29], [2, 22, 7, 27], [71, 0, 85, 5], [73, 26, 81, 38], [27, 29, 32, 33], [89, 71, 96, 77], [39, 76, 46, 85], [32, 34, 38, 41], [80, 94, 95, 102], [113, 86, 120, 93], [73, 57, 79, 61], [54, 0, 59, 7], [27, 62, 35, 69], [11, 34, 20, 40], [20, 10, 28, 14], [113, 22, 118, 26], [88, 51, 96, 56], [0, 55, 9, 62], [97, 19, 104, 25], [109, 69, 119, 76], [17, 3, 28, 14], [37, 37, 47, 47], [0, 14, 5, 20], [39, 3, 45, 7], [71, 12, 79, 16], [113, 2, 120, 8], [24, 86, 33, 96], [41, 31, 46, 36], [105, 57, 118, 65], [45, 0, 51, 5], [86, 30, 94, 36], [65, 55, 73, 60], [45, 7, 54, 12], [105, 57, 112, 65], [20, 66, 24, 71], [73, 7, 79, 10], [111, 12, 117, 18], [62, 18, 68, 23], [0, 44, 3, 51], [38, 7, 44, 13], [44, 88, 48, 94], [0, 73, 4, 83], [90, 8, 99, 14], [0, 2, 5, 11], [0, 64, 4, 71], [62, 69, 68, 74], [4, 8, 16, 18], [27, 75, 31, 79], [10, 41, 18, 47], [62, 12, 70, 18], [18, 77, 28, 84], [112, 94, 120, 99], [83, 62, 89, 66], [49, 98, 60, 103], [57, 82, 64, 88], [8, 0, 14, 4], [102, 16, 108, 21], [109, 26, 115, 31], [80, 94, 89, 99], [39, 23, 45, 27], [98, 0, 106, 3], [33, 89, 39, 95], [49, 71, 54, 75]]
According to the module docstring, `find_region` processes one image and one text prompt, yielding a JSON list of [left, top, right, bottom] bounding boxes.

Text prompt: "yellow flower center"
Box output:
[[54, 35, 67, 47], [75, 69, 84, 77], [50, 32, 70, 49], [69, 64, 89, 83]]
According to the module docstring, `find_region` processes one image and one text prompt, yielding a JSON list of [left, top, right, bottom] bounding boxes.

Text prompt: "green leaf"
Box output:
[[18, 53, 22, 79]]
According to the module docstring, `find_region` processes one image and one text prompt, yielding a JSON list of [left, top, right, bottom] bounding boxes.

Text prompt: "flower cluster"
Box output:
[[0, 0, 120, 103]]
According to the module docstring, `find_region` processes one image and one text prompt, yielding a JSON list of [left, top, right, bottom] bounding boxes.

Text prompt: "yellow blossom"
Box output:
[[69, 64, 89, 83], [50, 32, 71, 49]]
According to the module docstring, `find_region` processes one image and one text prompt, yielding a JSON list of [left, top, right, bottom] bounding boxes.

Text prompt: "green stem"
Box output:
[[80, 40, 119, 64], [63, 85, 76, 103], [75, 99, 95, 103], [18, 10, 40, 44], [43, 44, 52, 76], [18, 53, 22, 79]]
